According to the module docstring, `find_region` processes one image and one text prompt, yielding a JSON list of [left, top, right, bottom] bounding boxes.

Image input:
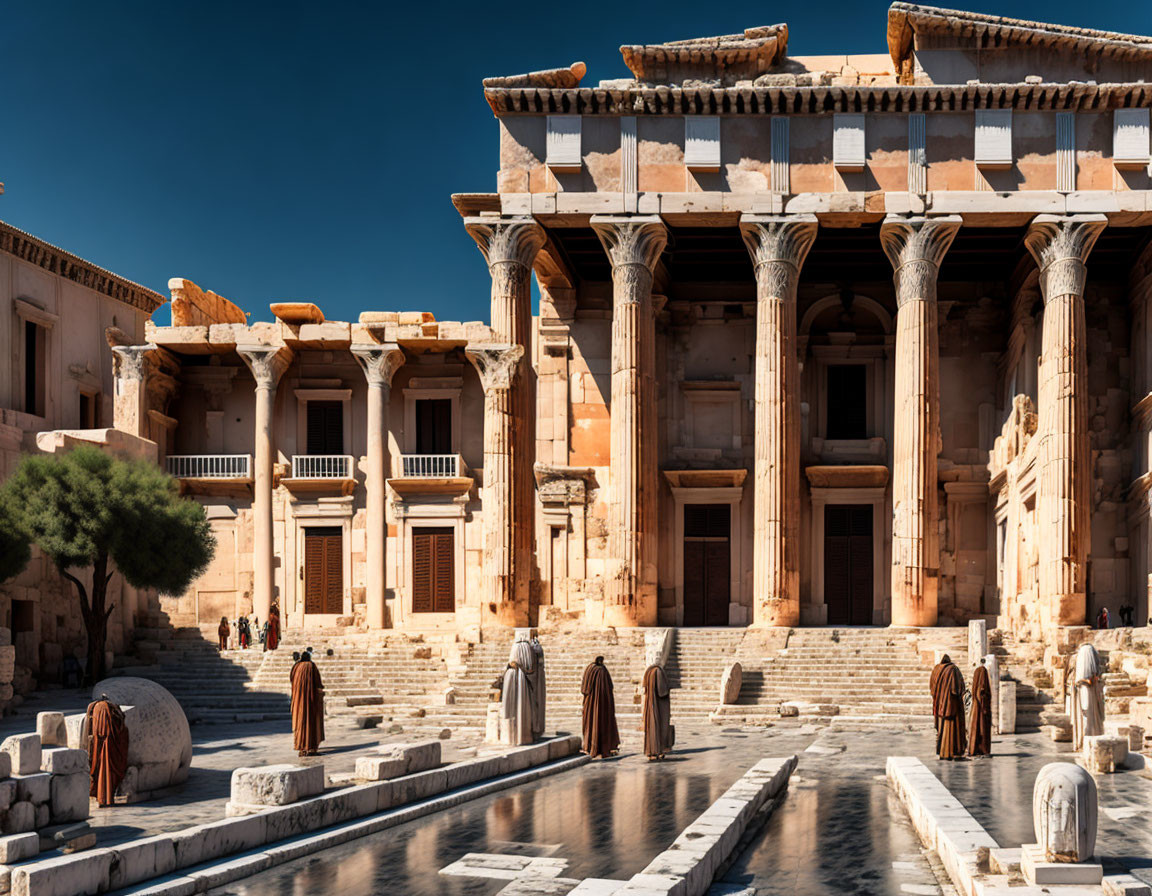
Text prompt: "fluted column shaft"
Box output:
[[352, 345, 405, 629], [740, 216, 818, 627], [465, 218, 544, 625], [880, 216, 961, 627], [467, 345, 526, 626], [111, 345, 155, 439], [591, 216, 668, 627], [1025, 215, 1107, 628], [238, 346, 292, 622]]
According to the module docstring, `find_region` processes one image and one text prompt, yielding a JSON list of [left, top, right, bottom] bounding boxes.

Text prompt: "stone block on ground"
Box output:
[[63, 715, 86, 752], [1, 736, 40, 776], [35, 714, 66, 748], [41, 748, 88, 777], [50, 772, 91, 823], [0, 832, 39, 863], [230, 764, 325, 808], [3, 801, 34, 834], [1083, 735, 1127, 774], [376, 740, 441, 775], [999, 680, 1017, 735], [39, 822, 91, 851], [355, 756, 407, 782], [14, 773, 50, 805], [721, 663, 742, 705], [11, 849, 114, 896]]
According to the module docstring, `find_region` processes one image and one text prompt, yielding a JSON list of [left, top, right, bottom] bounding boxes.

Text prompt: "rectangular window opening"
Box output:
[[826, 364, 868, 440], [305, 401, 343, 455]]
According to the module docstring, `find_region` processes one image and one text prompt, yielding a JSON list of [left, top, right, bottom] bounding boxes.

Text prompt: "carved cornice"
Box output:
[[351, 343, 405, 388], [739, 215, 818, 300], [1024, 214, 1108, 300], [464, 217, 545, 270], [589, 216, 668, 272], [879, 215, 962, 307], [237, 345, 294, 390], [111, 344, 158, 382], [0, 220, 165, 313], [465, 343, 524, 391]]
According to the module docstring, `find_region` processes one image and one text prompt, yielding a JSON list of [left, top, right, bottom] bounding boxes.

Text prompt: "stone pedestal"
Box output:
[[1033, 762, 1097, 864], [467, 345, 528, 626], [968, 620, 988, 664], [739, 215, 818, 627], [237, 346, 293, 622], [984, 653, 1000, 734], [110, 346, 156, 439], [1024, 215, 1107, 629], [352, 345, 405, 630], [879, 216, 962, 627], [999, 680, 1017, 735], [590, 216, 668, 627], [1083, 734, 1128, 773]]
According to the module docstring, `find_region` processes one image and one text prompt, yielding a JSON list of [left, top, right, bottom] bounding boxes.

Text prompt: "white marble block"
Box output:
[[64, 714, 87, 752], [354, 755, 407, 782], [14, 773, 50, 805], [3, 801, 34, 834], [1, 735, 41, 776], [984, 654, 1000, 733], [1083, 735, 1128, 774], [1033, 762, 1097, 863], [968, 620, 987, 666], [721, 663, 743, 705], [36, 713, 66, 747], [999, 680, 1017, 735], [0, 832, 38, 863], [49, 772, 91, 823], [230, 764, 325, 807], [41, 748, 88, 776], [377, 740, 441, 775]]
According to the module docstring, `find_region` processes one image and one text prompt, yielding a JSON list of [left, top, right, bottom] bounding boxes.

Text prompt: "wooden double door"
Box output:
[[823, 504, 874, 625], [303, 527, 343, 614], [683, 504, 730, 627]]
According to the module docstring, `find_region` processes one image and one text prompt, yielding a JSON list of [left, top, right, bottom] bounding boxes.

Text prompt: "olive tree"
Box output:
[[1, 446, 215, 682]]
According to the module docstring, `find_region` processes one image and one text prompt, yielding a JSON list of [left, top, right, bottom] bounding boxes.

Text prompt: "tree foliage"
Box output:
[[1, 446, 215, 681], [0, 490, 31, 583]]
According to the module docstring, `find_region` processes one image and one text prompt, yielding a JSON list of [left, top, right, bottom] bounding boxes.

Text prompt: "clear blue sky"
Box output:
[[2, 0, 1149, 325]]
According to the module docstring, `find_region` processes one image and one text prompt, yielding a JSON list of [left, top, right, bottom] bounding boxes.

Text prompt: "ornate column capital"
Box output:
[[879, 215, 962, 306], [739, 215, 819, 270], [351, 343, 405, 388], [237, 345, 294, 390], [111, 344, 158, 382], [466, 344, 524, 392], [1024, 214, 1107, 300], [464, 216, 545, 270], [590, 215, 668, 271]]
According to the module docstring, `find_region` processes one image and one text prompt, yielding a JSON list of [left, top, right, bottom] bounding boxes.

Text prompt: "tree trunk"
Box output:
[[64, 553, 114, 685]]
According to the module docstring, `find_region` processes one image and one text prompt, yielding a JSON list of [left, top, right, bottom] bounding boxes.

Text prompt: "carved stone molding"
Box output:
[[879, 215, 963, 306], [465, 344, 524, 392], [738, 215, 819, 296], [351, 343, 405, 388], [237, 345, 294, 390], [111, 344, 156, 382], [1024, 214, 1108, 300], [534, 463, 596, 506], [464, 217, 545, 271], [589, 215, 668, 273]]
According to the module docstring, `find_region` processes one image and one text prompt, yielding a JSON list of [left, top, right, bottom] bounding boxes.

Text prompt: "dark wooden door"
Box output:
[[683, 504, 731, 627], [306, 401, 344, 454], [303, 527, 343, 614], [824, 505, 873, 625], [412, 527, 455, 613]]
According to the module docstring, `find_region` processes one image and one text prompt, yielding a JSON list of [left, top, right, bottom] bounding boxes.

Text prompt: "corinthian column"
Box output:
[[467, 344, 527, 626], [111, 345, 157, 438], [590, 215, 668, 627], [464, 218, 545, 626], [740, 216, 818, 627], [237, 345, 294, 622], [352, 344, 405, 630], [1024, 214, 1107, 628], [879, 216, 961, 627]]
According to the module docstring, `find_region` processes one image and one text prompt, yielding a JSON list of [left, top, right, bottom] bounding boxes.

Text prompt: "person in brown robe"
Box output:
[[217, 616, 229, 652], [642, 664, 674, 760], [581, 656, 620, 759], [930, 654, 967, 760], [265, 605, 280, 652], [87, 696, 129, 807], [290, 651, 325, 756], [967, 659, 993, 757]]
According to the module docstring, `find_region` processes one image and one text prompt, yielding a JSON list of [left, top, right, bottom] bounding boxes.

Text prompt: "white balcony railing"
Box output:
[[166, 455, 251, 479], [398, 454, 462, 478], [291, 455, 354, 479]]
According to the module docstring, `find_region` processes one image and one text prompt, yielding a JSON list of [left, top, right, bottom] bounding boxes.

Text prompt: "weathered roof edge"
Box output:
[[484, 82, 1152, 116], [0, 219, 165, 314], [888, 3, 1152, 84]]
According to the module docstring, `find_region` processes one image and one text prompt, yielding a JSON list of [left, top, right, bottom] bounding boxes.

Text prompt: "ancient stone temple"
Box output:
[[127, 4, 1152, 639]]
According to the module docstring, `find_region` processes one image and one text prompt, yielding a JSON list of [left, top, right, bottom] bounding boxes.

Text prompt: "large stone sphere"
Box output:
[[1033, 762, 1097, 863], [92, 677, 193, 793]]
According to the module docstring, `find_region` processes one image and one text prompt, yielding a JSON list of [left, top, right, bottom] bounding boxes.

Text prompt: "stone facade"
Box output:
[[0, 219, 163, 702]]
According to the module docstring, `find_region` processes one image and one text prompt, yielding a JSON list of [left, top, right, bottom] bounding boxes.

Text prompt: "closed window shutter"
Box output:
[[412, 528, 454, 613], [412, 531, 433, 612], [433, 531, 455, 612], [304, 533, 324, 614], [324, 533, 343, 613]]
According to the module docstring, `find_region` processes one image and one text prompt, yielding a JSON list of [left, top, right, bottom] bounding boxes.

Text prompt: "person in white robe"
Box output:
[[499, 632, 537, 745], [1071, 643, 1105, 751]]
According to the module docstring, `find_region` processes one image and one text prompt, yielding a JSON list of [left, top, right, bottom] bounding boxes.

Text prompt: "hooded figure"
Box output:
[[217, 616, 229, 652], [87, 695, 129, 807], [930, 654, 967, 760], [581, 656, 620, 758], [266, 604, 281, 651], [967, 659, 993, 757], [499, 633, 537, 745], [1071, 643, 1105, 751], [529, 636, 546, 740], [642, 664, 674, 760], [290, 651, 325, 756]]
